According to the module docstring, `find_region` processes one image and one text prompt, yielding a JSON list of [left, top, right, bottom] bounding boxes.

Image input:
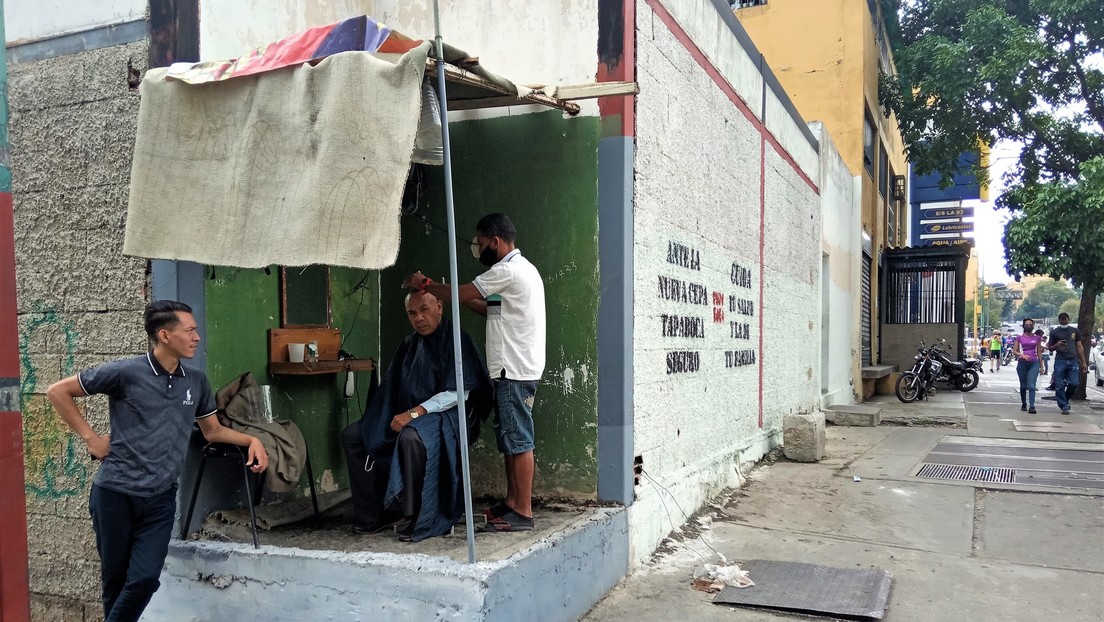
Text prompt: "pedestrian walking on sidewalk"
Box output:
[[1014, 319, 1044, 413], [1036, 329, 1050, 375], [989, 331, 1003, 372], [1047, 312, 1088, 415]]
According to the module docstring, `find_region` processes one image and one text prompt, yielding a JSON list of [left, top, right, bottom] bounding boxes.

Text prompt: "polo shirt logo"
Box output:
[[183, 389, 194, 406]]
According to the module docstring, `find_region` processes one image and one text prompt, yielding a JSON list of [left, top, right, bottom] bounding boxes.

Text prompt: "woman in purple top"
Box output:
[[1013, 319, 1044, 413]]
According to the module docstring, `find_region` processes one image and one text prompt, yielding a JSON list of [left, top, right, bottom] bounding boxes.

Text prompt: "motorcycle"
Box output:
[[896, 340, 940, 402], [963, 355, 984, 376], [929, 340, 980, 392]]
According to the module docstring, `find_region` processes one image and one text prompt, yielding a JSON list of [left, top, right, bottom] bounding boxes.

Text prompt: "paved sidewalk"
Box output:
[[583, 374, 1104, 621]]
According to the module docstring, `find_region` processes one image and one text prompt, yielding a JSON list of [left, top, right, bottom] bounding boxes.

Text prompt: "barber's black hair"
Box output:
[[475, 213, 516, 243], [145, 300, 193, 340], [1058, 312, 1071, 321]]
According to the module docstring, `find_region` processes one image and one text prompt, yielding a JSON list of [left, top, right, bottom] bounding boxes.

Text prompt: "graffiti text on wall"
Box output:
[[658, 240, 759, 374], [661, 314, 706, 338], [20, 306, 89, 499], [667, 241, 701, 271], [657, 275, 709, 305]]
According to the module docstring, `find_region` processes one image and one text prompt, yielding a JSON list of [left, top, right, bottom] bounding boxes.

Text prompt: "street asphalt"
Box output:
[[583, 369, 1104, 621]]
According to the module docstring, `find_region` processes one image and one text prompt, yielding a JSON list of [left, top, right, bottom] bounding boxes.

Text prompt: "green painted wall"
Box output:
[[204, 266, 380, 494], [202, 110, 599, 500], [380, 110, 600, 497]]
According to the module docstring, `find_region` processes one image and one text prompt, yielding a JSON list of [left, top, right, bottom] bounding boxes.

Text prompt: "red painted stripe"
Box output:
[[0, 193, 16, 379], [758, 137, 766, 429], [643, 0, 819, 195], [598, 0, 636, 136], [0, 190, 30, 619], [0, 414, 30, 622]]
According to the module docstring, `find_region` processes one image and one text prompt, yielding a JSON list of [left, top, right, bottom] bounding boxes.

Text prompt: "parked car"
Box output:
[[1091, 343, 1104, 387]]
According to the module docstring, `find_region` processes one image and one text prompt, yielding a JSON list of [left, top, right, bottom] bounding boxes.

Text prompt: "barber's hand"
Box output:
[[86, 434, 110, 460], [246, 438, 268, 473], [391, 412, 413, 433], [402, 271, 427, 291]]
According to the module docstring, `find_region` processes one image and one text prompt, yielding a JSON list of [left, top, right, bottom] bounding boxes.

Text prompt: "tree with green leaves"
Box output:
[[883, 0, 1102, 398], [1018, 279, 1077, 323]]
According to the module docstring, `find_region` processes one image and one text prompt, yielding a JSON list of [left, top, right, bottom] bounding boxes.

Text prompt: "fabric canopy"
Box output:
[[123, 42, 428, 269], [123, 16, 523, 270]]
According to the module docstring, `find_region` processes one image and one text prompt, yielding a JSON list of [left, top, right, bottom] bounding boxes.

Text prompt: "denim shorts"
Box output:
[[493, 378, 538, 455]]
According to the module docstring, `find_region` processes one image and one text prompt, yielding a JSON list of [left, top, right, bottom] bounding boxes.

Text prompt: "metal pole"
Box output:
[[433, 0, 477, 564]]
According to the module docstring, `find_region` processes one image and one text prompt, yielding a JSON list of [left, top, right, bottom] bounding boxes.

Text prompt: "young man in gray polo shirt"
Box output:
[[404, 213, 546, 531], [47, 300, 268, 622], [1047, 312, 1088, 415]]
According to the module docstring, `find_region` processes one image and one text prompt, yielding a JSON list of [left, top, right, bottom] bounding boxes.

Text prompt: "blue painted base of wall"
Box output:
[[146, 508, 628, 621]]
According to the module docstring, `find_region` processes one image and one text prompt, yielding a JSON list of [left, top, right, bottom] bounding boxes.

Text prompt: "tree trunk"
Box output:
[[1073, 286, 1098, 400]]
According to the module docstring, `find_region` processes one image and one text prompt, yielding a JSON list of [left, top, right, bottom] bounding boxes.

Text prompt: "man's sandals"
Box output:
[[480, 503, 534, 532]]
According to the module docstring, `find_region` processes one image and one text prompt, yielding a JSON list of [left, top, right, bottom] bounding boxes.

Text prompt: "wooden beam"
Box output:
[[426, 59, 581, 115], [448, 97, 534, 111], [548, 81, 639, 100]]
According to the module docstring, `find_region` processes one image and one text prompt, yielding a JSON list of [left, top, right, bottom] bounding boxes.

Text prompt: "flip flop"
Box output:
[[479, 510, 534, 533], [483, 502, 511, 520]]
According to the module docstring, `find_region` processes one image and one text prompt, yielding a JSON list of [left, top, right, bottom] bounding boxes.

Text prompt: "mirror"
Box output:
[[281, 265, 331, 327]]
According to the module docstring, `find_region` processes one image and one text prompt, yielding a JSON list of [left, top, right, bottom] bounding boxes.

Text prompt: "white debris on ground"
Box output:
[[692, 554, 754, 593]]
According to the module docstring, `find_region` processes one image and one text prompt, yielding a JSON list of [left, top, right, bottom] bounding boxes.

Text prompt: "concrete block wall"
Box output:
[[630, 0, 821, 562], [761, 144, 821, 430], [9, 40, 150, 620]]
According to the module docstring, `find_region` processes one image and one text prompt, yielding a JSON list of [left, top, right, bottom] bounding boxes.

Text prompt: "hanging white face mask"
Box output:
[[471, 236, 481, 259]]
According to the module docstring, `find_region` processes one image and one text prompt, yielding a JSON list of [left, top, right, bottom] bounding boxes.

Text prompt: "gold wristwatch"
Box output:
[[409, 410, 420, 419]]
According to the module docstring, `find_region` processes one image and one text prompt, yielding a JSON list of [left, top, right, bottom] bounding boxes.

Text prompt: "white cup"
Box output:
[[288, 343, 306, 363]]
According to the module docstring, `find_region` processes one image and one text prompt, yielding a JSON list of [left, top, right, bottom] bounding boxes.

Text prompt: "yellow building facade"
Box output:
[[737, 0, 909, 369]]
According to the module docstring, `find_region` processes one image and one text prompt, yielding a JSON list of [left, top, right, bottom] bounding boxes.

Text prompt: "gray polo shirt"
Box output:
[[79, 352, 216, 496], [1048, 325, 1080, 360]]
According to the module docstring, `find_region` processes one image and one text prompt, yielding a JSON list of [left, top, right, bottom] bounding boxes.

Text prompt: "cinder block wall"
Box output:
[[630, 0, 822, 562], [10, 41, 150, 621]]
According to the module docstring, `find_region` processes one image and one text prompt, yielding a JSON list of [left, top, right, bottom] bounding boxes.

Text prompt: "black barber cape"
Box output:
[[360, 319, 492, 541]]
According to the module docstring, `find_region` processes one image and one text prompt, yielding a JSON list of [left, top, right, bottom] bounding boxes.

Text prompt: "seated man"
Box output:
[[341, 291, 491, 541]]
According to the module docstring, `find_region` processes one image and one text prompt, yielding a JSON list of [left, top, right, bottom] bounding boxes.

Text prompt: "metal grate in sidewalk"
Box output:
[[915, 463, 1016, 484]]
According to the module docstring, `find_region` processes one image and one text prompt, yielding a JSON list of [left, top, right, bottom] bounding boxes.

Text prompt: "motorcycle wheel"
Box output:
[[895, 374, 921, 403], [954, 370, 979, 392]]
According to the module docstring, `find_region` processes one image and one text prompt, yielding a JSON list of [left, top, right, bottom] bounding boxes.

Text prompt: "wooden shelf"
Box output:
[[270, 359, 375, 376]]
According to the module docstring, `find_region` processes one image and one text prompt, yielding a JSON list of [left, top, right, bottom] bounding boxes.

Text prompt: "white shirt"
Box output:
[[418, 389, 470, 414], [473, 249, 546, 381]]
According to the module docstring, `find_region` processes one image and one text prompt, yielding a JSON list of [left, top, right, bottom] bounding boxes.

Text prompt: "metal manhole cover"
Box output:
[[915, 463, 1016, 483]]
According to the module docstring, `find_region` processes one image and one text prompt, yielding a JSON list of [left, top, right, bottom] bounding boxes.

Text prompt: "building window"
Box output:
[[863, 115, 875, 176], [731, 0, 767, 8], [888, 194, 897, 246], [884, 257, 960, 324], [878, 144, 889, 198]]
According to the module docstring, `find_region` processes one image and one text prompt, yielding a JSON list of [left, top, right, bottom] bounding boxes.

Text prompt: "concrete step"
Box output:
[[824, 404, 882, 427]]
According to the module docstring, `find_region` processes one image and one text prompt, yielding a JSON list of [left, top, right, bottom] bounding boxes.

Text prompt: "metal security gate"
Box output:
[[861, 252, 873, 366]]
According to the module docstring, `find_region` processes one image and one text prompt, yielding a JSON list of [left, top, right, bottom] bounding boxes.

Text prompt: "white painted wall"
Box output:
[[631, 0, 821, 563], [198, 0, 599, 113], [654, 0, 818, 185], [812, 121, 862, 406], [4, 0, 145, 43]]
